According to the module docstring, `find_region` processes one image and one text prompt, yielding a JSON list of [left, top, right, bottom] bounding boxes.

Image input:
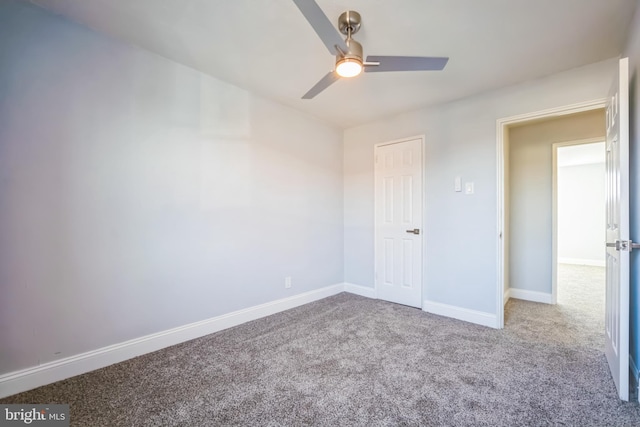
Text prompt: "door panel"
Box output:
[[605, 57, 630, 401], [375, 138, 423, 308]]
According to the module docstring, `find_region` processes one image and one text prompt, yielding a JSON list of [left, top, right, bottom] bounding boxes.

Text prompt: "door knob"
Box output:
[[406, 229, 420, 235]]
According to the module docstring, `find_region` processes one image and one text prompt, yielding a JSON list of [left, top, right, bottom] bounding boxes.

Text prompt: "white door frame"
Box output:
[[374, 134, 426, 308], [496, 99, 606, 328], [551, 137, 606, 305]]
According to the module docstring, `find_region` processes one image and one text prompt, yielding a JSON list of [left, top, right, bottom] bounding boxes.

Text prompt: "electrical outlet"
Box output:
[[285, 276, 292, 288]]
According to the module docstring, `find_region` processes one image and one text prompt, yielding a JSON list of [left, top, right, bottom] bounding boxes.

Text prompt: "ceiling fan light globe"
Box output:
[[336, 58, 362, 78]]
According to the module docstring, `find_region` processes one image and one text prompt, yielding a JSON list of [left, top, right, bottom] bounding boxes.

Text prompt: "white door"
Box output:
[[374, 137, 423, 308], [605, 57, 630, 401]]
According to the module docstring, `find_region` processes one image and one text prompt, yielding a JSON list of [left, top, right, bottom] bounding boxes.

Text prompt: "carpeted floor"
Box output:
[[2, 264, 639, 426]]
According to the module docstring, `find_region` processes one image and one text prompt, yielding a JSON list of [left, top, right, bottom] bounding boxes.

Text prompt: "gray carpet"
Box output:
[[3, 264, 640, 426]]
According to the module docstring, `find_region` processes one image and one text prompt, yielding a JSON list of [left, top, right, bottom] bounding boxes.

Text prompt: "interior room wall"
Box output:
[[508, 111, 605, 295], [557, 155, 605, 266], [0, 0, 344, 376], [344, 58, 616, 318], [623, 0, 640, 389]]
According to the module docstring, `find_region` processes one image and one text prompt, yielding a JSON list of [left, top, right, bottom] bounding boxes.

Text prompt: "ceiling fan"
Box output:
[[292, 0, 449, 99]]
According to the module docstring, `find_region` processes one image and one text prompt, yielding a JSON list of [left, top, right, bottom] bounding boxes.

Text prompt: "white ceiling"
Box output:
[[29, 0, 637, 129]]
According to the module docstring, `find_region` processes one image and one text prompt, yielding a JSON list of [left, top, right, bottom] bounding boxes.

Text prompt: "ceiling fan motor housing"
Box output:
[[338, 10, 361, 35], [340, 38, 363, 61]]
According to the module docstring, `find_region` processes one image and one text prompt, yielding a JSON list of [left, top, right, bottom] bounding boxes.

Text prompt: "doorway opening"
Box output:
[[503, 109, 606, 312], [554, 141, 606, 312], [496, 100, 607, 328]]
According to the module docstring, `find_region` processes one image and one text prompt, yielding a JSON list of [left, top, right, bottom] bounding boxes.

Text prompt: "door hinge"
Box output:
[[607, 240, 640, 251]]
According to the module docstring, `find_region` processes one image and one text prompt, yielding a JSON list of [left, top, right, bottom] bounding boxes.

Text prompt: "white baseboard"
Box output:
[[558, 258, 605, 267], [343, 283, 377, 299], [423, 300, 498, 329], [504, 289, 511, 305], [0, 283, 345, 399], [509, 288, 553, 304]]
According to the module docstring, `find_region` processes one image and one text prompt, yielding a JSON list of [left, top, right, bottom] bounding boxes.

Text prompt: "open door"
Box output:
[[605, 57, 630, 401]]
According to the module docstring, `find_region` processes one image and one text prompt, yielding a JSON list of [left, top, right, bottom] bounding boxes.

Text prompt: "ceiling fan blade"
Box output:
[[364, 56, 449, 72], [292, 0, 348, 56], [302, 71, 340, 99]]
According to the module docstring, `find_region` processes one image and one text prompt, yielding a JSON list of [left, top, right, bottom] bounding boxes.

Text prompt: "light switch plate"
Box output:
[[455, 176, 462, 192], [465, 182, 474, 194]]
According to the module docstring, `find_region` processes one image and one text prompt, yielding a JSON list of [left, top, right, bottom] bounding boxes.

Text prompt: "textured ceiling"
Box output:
[[30, 0, 637, 129]]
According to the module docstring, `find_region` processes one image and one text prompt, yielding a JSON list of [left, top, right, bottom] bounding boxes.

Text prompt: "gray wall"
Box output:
[[507, 111, 605, 294], [0, 0, 344, 375], [344, 59, 616, 315], [558, 161, 605, 264]]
